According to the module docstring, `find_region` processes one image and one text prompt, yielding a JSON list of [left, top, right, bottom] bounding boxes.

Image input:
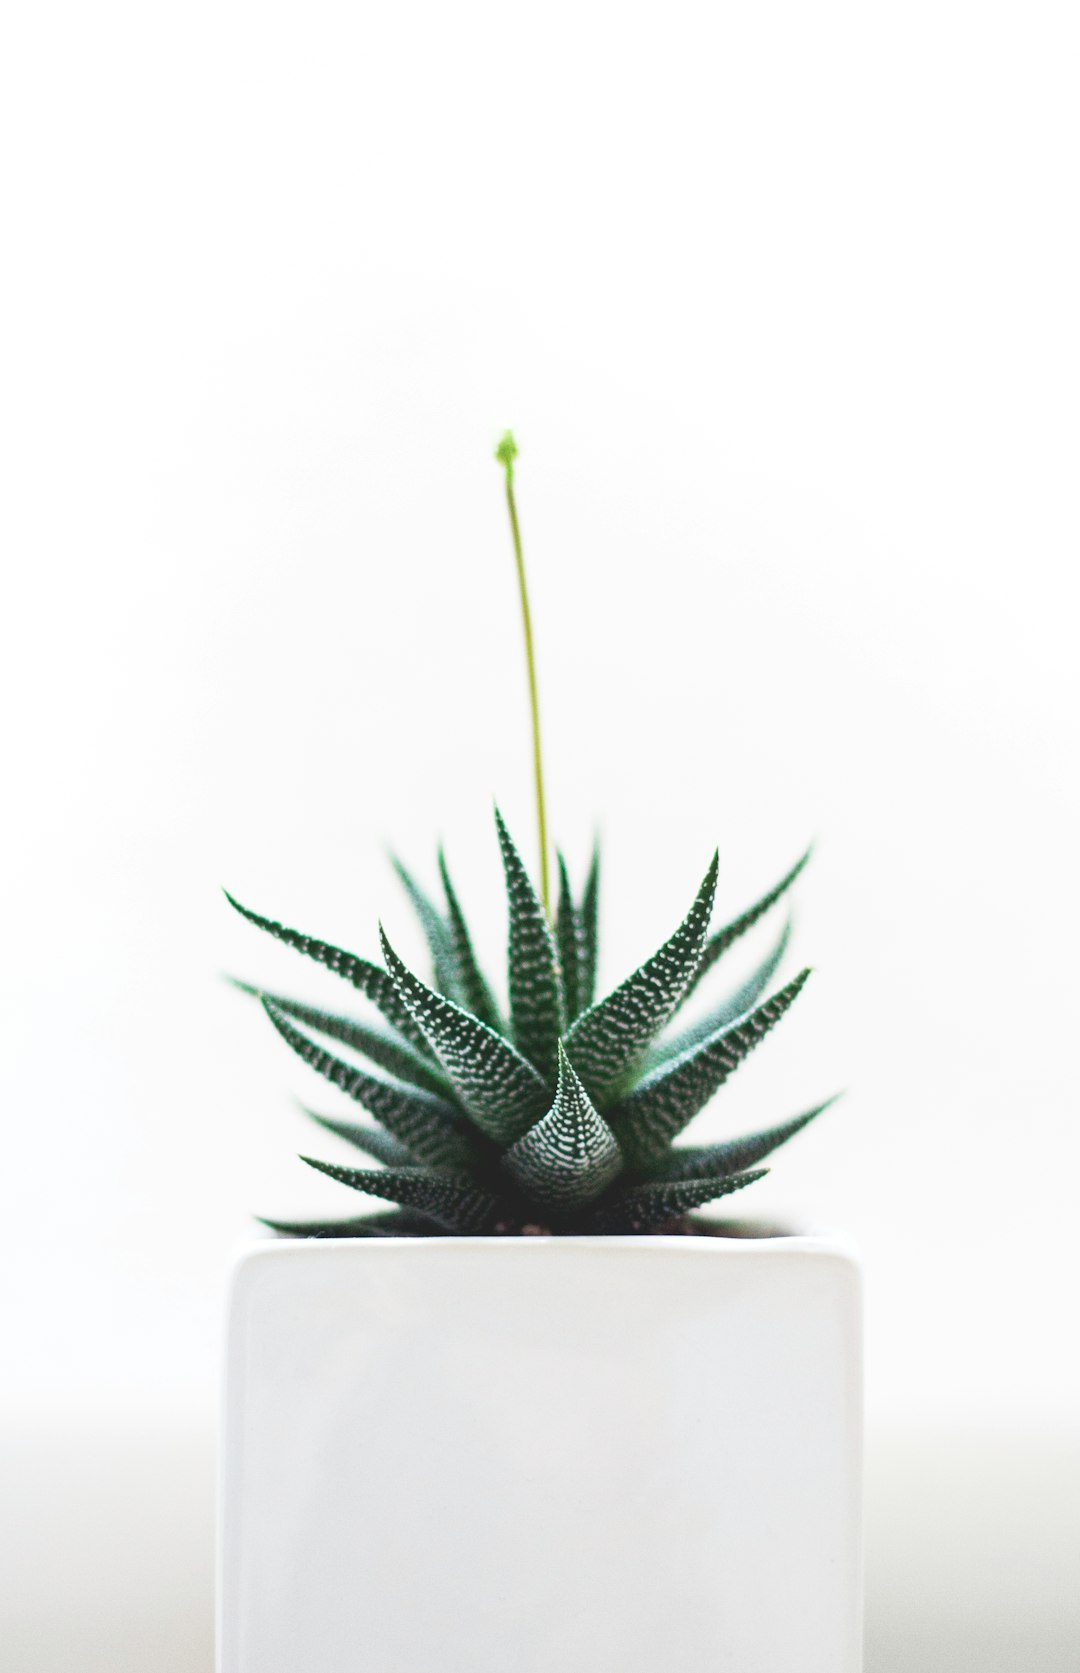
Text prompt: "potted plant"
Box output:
[[219, 435, 862, 1673]]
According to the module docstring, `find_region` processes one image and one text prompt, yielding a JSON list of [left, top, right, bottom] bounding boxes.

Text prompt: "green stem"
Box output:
[[496, 431, 551, 916]]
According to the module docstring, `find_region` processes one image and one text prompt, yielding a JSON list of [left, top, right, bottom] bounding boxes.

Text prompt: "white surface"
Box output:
[[222, 1233, 862, 1673]]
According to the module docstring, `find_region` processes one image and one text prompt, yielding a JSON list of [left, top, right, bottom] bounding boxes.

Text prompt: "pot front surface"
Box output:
[[220, 1233, 862, 1673]]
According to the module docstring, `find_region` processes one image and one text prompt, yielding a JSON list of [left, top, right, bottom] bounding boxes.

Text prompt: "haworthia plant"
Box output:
[[228, 811, 832, 1235], [226, 435, 835, 1236]]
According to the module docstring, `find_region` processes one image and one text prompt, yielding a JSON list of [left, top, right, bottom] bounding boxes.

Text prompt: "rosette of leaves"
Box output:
[[228, 810, 833, 1237]]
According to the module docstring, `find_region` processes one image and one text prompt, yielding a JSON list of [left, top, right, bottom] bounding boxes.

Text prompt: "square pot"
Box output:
[[220, 1226, 862, 1672]]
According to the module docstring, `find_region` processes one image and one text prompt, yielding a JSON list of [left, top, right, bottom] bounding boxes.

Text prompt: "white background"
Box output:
[[2, 1, 1078, 1667]]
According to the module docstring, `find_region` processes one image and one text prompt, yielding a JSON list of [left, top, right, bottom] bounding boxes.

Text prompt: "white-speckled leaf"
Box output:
[[256, 1209, 436, 1238], [555, 852, 588, 1024], [231, 981, 449, 1094], [300, 1109, 419, 1169], [495, 808, 565, 1081], [300, 1156, 500, 1232], [612, 970, 811, 1164], [643, 917, 792, 1072], [391, 857, 461, 1000], [677, 849, 810, 1010], [503, 1044, 623, 1214], [438, 848, 504, 1033], [262, 1000, 472, 1168], [225, 891, 434, 1055], [564, 852, 718, 1106], [380, 928, 551, 1143], [587, 1167, 767, 1232], [640, 1097, 837, 1181], [579, 842, 600, 1012]]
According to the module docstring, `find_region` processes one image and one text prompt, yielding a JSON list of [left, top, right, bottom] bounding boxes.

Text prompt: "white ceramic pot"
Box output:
[[219, 1226, 862, 1673]]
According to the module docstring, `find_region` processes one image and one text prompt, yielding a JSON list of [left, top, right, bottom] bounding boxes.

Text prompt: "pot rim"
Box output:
[[233, 1216, 859, 1259]]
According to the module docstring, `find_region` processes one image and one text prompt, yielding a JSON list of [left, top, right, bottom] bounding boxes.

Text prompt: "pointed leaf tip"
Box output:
[[680, 847, 812, 1007], [437, 846, 504, 1033], [299, 1155, 499, 1233], [646, 912, 794, 1070], [503, 1043, 622, 1214], [223, 891, 434, 1053], [555, 851, 587, 1024], [495, 807, 565, 1080], [588, 1166, 768, 1234], [646, 1096, 840, 1183], [614, 967, 812, 1163], [390, 854, 461, 1000], [564, 850, 719, 1105]]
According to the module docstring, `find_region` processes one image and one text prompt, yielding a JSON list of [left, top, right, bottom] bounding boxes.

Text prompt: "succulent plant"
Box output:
[[228, 433, 835, 1235]]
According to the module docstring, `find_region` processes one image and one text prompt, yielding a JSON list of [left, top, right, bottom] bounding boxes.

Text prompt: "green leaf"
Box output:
[[564, 851, 719, 1106], [224, 891, 434, 1056], [299, 1107, 419, 1169], [579, 841, 600, 1011], [391, 856, 460, 999], [438, 847, 504, 1033], [640, 1097, 838, 1181], [256, 1208, 439, 1238], [495, 807, 565, 1081], [587, 1168, 768, 1233], [556, 852, 587, 1024], [380, 928, 551, 1143], [503, 1044, 623, 1215], [613, 970, 812, 1165], [262, 1000, 473, 1168], [229, 980, 449, 1094], [300, 1156, 499, 1233], [643, 917, 792, 1071], [678, 849, 810, 1009]]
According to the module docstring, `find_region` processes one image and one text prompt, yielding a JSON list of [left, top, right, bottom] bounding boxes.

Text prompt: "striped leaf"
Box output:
[[641, 1097, 838, 1181], [300, 1108, 418, 1169], [556, 852, 588, 1024], [644, 917, 792, 1071], [564, 852, 719, 1106], [579, 841, 600, 1012], [503, 1045, 623, 1214], [613, 970, 811, 1164], [678, 849, 810, 1009], [380, 928, 551, 1143], [588, 1168, 768, 1233], [224, 891, 434, 1056], [230, 980, 449, 1094], [256, 1209, 436, 1238], [262, 1000, 472, 1167], [496, 808, 565, 1080], [438, 847, 503, 1033], [391, 857, 460, 999], [300, 1156, 499, 1233]]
